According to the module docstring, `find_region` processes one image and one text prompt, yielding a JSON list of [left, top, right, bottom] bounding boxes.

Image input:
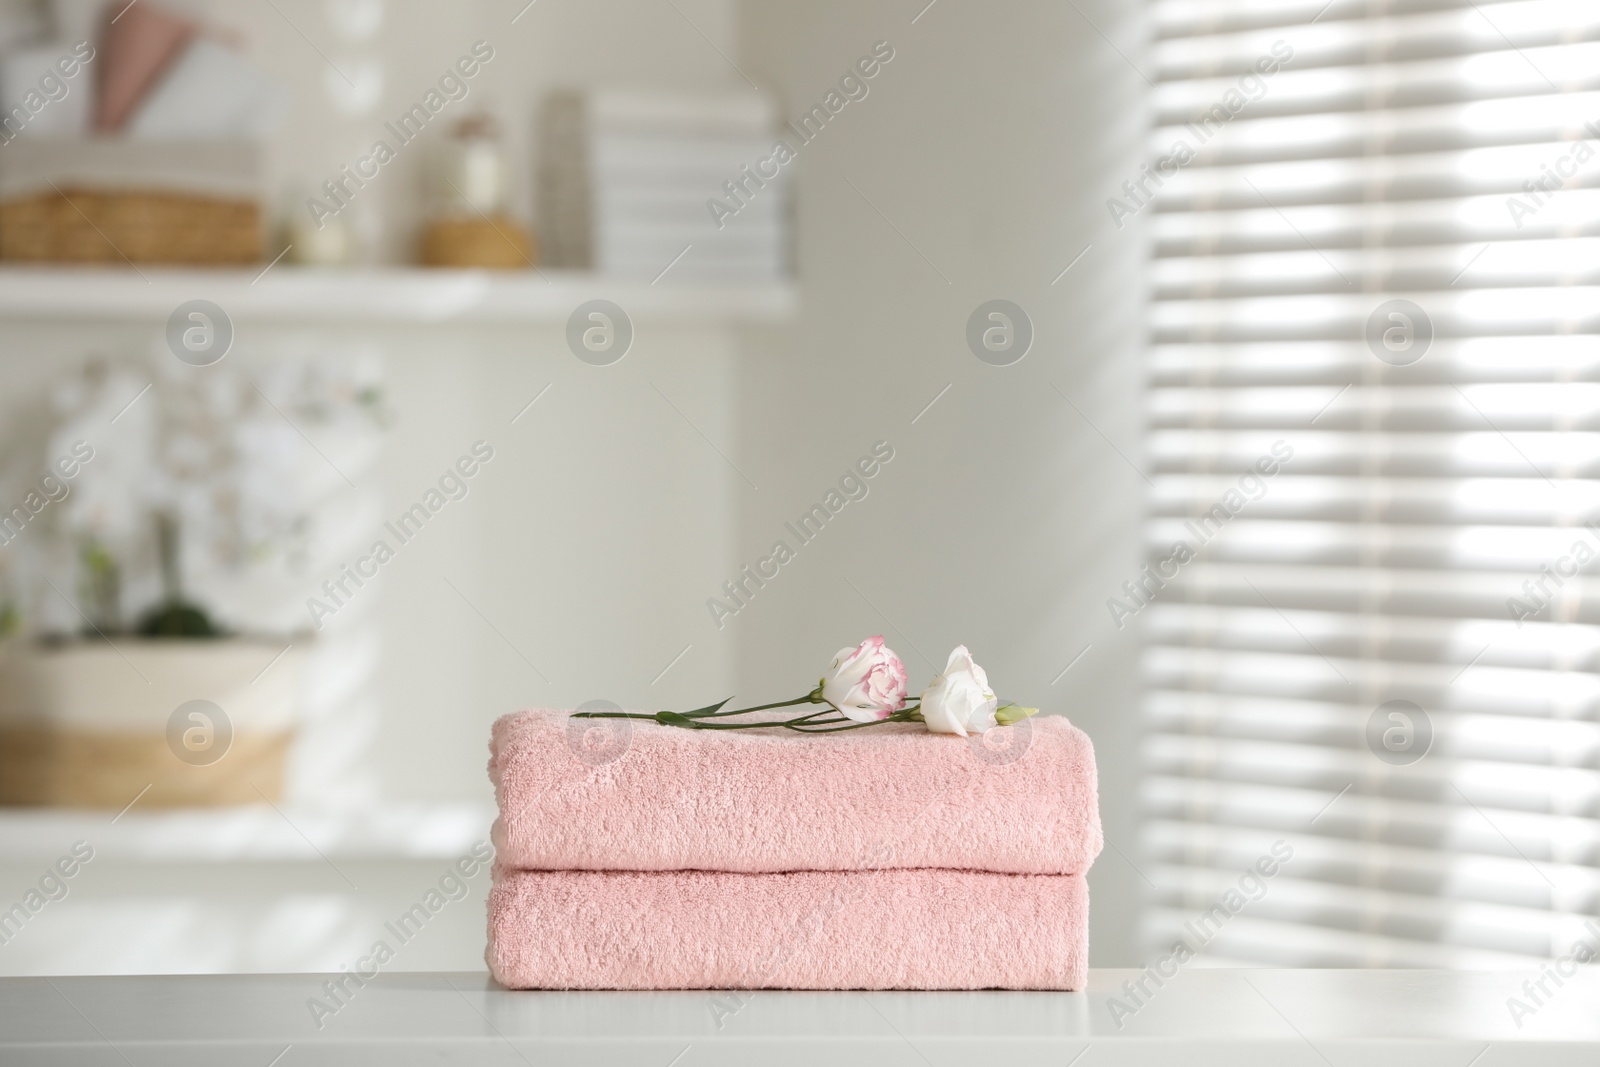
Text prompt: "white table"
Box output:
[[2, 968, 1596, 1065]]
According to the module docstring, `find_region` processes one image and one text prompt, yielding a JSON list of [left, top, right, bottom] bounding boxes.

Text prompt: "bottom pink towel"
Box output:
[[487, 867, 1088, 990]]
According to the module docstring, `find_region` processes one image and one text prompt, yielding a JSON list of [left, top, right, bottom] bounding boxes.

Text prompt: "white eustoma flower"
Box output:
[[918, 646, 999, 736]]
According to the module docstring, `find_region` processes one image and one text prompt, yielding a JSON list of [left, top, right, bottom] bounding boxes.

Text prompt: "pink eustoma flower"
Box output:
[[820, 635, 909, 722]]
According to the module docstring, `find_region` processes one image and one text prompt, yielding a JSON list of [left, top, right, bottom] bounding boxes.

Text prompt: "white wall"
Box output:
[[735, 0, 1147, 964], [368, 320, 744, 799]]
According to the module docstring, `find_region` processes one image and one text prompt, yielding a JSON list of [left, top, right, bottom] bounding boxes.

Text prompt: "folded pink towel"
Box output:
[[487, 867, 1088, 990], [490, 709, 1102, 875]]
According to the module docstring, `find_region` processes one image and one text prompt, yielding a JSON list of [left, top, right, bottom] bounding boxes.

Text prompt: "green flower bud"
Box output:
[[994, 703, 1039, 726]]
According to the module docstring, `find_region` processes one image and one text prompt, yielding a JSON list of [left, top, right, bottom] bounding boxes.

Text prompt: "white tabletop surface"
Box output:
[[1, 968, 1596, 1066]]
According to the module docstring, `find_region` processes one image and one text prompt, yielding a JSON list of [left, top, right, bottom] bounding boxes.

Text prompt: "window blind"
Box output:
[[1143, 0, 1600, 966]]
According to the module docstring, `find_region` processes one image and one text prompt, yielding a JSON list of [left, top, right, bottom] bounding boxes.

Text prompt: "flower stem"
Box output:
[[573, 697, 922, 734], [787, 708, 924, 733], [665, 718, 820, 730], [687, 695, 821, 718]]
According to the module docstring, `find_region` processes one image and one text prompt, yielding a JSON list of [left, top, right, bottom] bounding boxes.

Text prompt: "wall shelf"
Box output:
[[0, 267, 796, 325], [0, 802, 495, 863]]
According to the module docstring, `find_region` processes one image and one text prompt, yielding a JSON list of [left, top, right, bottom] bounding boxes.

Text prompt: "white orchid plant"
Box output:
[[573, 636, 1038, 736]]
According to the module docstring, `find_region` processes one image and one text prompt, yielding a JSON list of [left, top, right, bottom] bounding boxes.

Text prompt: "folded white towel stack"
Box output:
[[539, 88, 789, 282]]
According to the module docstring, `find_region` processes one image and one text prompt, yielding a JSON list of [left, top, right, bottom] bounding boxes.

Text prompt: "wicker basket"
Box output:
[[0, 137, 264, 266], [0, 186, 261, 265], [0, 639, 300, 809], [420, 215, 536, 269], [0, 726, 291, 807]]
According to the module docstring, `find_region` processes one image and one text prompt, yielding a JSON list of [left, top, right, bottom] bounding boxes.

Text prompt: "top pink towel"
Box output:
[[489, 708, 1102, 875]]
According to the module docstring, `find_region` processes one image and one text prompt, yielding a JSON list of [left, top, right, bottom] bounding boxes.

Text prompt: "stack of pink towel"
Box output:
[[486, 709, 1102, 990]]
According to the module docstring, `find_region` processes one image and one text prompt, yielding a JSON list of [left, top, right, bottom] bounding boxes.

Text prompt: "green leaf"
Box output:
[[679, 698, 733, 718], [656, 711, 698, 727], [994, 704, 1039, 726]]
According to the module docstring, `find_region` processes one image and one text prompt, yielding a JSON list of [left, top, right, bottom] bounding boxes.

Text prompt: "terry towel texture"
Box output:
[[490, 708, 1102, 875], [486, 708, 1102, 991], [487, 867, 1089, 990]]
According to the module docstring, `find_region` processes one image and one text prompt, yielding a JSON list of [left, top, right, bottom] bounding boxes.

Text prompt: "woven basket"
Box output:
[[0, 639, 300, 808], [420, 215, 536, 269], [0, 726, 291, 807], [0, 185, 262, 265]]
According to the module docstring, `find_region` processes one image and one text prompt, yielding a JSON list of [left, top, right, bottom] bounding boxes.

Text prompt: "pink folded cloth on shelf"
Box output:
[[489, 708, 1102, 875], [95, 2, 199, 132], [487, 867, 1089, 990]]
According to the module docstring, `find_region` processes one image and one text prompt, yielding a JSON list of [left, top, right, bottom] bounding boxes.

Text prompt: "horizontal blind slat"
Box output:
[[1153, 0, 1582, 40]]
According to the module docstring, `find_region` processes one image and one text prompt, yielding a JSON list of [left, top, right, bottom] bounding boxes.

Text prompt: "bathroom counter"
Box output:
[[2, 967, 1595, 1065]]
